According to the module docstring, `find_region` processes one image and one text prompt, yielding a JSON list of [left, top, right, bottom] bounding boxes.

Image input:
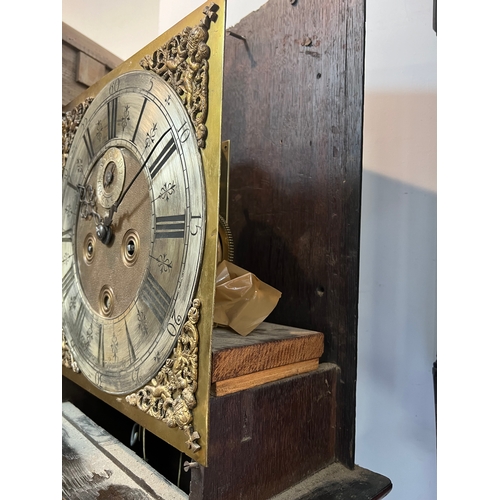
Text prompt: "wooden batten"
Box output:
[[211, 322, 324, 395]]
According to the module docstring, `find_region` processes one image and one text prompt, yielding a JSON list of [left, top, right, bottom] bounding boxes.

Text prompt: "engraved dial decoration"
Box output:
[[96, 147, 126, 209], [62, 71, 206, 395]]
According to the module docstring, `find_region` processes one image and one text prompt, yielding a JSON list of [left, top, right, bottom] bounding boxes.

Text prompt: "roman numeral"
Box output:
[[62, 268, 75, 301], [97, 324, 104, 366], [74, 303, 86, 333], [107, 97, 118, 139], [148, 133, 177, 179], [125, 320, 136, 363], [141, 271, 171, 324], [132, 98, 147, 144], [155, 214, 186, 239], [83, 128, 94, 159], [62, 228, 73, 243]]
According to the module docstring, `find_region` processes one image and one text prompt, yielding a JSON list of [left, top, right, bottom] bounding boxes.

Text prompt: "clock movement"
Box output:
[[62, 0, 225, 465]]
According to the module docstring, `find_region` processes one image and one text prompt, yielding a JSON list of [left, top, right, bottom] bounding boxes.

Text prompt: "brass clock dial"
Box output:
[[62, 1, 225, 464], [62, 71, 206, 395]]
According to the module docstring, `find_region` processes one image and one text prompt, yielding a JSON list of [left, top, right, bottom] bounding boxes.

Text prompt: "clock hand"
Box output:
[[76, 183, 112, 244], [78, 184, 99, 222], [97, 129, 171, 244]]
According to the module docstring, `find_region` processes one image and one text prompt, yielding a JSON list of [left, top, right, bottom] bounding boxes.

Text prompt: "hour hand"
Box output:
[[78, 183, 113, 245], [96, 205, 117, 245], [95, 219, 113, 245]]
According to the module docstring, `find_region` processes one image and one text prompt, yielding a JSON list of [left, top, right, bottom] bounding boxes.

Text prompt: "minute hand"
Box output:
[[103, 129, 172, 230]]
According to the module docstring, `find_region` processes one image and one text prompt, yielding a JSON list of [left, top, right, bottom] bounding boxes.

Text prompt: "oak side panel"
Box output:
[[190, 363, 339, 500], [222, 0, 365, 467]]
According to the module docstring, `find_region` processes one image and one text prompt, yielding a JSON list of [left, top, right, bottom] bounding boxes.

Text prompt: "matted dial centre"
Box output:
[[76, 147, 152, 319]]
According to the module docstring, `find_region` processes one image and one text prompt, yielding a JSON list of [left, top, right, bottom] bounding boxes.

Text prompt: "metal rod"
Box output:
[[227, 30, 247, 41]]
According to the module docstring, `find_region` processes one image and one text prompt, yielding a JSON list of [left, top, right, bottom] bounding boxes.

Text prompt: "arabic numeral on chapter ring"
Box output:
[[166, 309, 182, 337], [171, 309, 182, 326], [177, 121, 190, 143], [190, 215, 203, 236], [166, 321, 178, 337], [109, 79, 120, 95]]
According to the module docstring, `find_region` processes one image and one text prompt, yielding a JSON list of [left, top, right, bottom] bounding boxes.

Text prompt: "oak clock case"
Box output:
[[62, 1, 225, 467]]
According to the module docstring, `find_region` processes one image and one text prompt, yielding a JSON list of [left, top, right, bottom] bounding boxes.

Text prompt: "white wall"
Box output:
[[159, 0, 268, 32], [356, 1, 437, 500], [62, 0, 160, 60], [61, 1, 437, 498]]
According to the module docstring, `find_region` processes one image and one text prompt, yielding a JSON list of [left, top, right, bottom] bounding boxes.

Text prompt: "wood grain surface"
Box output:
[[62, 41, 88, 107], [190, 363, 340, 500], [211, 358, 319, 396], [62, 402, 187, 500], [76, 51, 107, 87], [222, 0, 365, 467], [271, 462, 392, 500], [212, 322, 323, 381]]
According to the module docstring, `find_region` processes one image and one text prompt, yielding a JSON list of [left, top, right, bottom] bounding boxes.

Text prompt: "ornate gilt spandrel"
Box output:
[[140, 2, 219, 148], [62, 98, 93, 173], [126, 299, 201, 452], [62, 330, 80, 373]]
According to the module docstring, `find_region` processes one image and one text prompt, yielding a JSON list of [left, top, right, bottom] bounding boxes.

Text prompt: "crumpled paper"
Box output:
[[213, 260, 282, 336]]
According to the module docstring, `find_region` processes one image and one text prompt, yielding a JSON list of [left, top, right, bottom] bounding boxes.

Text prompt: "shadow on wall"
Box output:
[[355, 89, 437, 498], [358, 89, 436, 419], [358, 169, 436, 412], [356, 170, 437, 499]]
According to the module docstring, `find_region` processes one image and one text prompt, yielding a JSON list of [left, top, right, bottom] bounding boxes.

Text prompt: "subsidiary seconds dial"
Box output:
[[62, 71, 206, 395]]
